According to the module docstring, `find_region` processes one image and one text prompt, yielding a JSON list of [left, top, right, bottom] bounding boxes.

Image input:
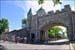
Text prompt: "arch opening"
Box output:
[[39, 22, 69, 43], [48, 26, 69, 42]]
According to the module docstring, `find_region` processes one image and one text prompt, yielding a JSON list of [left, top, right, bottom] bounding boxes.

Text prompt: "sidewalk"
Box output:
[[70, 43, 74, 50]]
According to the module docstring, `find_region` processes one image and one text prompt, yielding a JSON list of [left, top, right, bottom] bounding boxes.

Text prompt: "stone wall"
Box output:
[[1, 29, 30, 42], [72, 11, 75, 40]]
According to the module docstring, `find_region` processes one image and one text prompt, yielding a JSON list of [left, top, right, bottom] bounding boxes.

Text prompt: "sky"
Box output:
[[0, 0, 75, 31]]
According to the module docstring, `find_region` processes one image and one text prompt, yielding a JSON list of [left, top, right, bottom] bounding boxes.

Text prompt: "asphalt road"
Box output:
[[0, 39, 72, 50]]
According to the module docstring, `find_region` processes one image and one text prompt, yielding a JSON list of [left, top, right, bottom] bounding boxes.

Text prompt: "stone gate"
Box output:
[[27, 5, 75, 42]]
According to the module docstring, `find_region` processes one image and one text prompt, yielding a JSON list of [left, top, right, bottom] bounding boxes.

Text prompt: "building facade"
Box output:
[[0, 28, 30, 43], [27, 5, 75, 42]]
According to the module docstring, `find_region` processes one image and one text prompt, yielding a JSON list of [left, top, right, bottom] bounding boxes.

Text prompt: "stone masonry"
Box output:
[[27, 5, 75, 42]]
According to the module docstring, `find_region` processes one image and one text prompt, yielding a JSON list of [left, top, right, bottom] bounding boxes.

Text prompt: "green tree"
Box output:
[[0, 18, 9, 35], [38, 0, 62, 6], [22, 18, 27, 28], [38, 0, 44, 5], [48, 26, 62, 38]]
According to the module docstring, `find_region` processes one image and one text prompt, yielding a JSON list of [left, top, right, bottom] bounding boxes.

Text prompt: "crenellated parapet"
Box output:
[[28, 5, 72, 18], [48, 11, 54, 15], [48, 5, 71, 15]]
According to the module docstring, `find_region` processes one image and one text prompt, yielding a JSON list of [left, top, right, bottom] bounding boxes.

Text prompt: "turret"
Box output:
[[27, 8, 32, 29], [27, 8, 32, 16], [61, 5, 71, 12], [37, 7, 46, 16]]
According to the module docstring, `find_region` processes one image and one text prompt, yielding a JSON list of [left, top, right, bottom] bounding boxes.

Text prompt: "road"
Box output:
[[0, 39, 73, 50]]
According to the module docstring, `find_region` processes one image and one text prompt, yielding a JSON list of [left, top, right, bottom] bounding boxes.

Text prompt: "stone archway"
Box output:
[[39, 22, 70, 42], [27, 5, 75, 42]]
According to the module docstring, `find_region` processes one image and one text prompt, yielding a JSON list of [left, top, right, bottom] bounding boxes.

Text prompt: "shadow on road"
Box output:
[[30, 41, 70, 45], [0, 45, 7, 50], [71, 41, 75, 43]]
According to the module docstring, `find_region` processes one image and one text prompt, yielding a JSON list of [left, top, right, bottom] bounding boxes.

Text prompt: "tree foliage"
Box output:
[[38, 0, 62, 6], [38, 0, 44, 5], [48, 26, 63, 38], [0, 18, 9, 35], [53, 0, 62, 6], [22, 18, 27, 28]]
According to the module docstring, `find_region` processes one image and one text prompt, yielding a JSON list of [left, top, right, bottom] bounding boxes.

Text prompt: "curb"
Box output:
[[70, 43, 74, 50]]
